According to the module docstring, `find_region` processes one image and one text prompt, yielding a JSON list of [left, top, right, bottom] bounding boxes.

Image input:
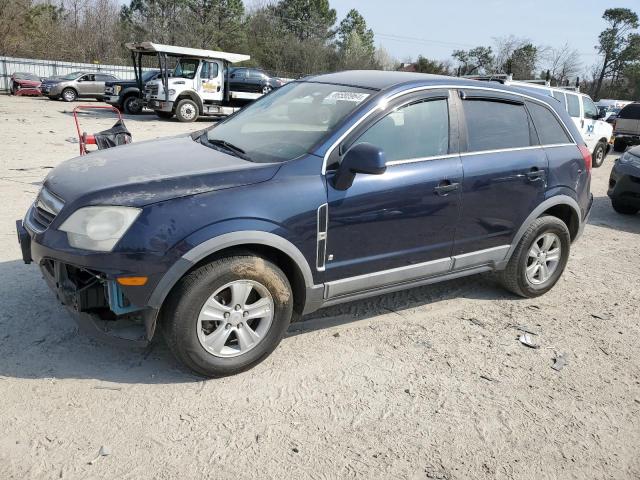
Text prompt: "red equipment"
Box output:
[[72, 105, 132, 155]]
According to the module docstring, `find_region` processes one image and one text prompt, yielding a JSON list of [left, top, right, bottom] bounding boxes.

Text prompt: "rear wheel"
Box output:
[[155, 110, 173, 119], [262, 84, 273, 95], [61, 88, 77, 102], [162, 255, 293, 377], [498, 216, 571, 298], [611, 199, 639, 215], [175, 98, 199, 122], [613, 138, 627, 153], [592, 141, 607, 168], [123, 95, 143, 114]]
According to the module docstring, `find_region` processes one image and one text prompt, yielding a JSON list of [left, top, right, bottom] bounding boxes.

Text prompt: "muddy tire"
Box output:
[[162, 255, 293, 378], [592, 141, 607, 168], [175, 98, 199, 122], [498, 216, 571, 298]]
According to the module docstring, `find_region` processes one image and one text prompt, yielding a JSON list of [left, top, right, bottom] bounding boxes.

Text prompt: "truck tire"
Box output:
[[61, 88, 77, 102], [175, 98, 199, 122], [498, 216, 570, 298], [592, 141, 607, 168], [123, 95, 143, 114], [611, 199, 639, 215], [155, 111, 173, 119], [613, 138, 627, 153], [162, 255, 294, 377]]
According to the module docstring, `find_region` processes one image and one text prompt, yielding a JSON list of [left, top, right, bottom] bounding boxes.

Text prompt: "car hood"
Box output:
[[43, 135, 281, 208]]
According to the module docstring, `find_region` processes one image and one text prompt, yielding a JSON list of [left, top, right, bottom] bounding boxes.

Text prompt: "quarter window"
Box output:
[[566, 93, 581, 118], [552, 90, 566, 108], [353, 99, 449, 162], [463, 100, 531, 151], [582, 96, 599, 119], [527, 102, 572, 145]]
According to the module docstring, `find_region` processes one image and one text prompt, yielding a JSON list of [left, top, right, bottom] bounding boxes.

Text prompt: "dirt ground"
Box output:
[[0, 95, 639, 480]]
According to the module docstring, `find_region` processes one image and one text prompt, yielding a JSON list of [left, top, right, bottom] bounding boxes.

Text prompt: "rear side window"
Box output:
[[354, 99, 449, 161], [618, 103, 640, 119], [566, 94, 581, 118], [463, 100, 531, 151], [527, 102, 572, 145], [552, 90, 566, 108]]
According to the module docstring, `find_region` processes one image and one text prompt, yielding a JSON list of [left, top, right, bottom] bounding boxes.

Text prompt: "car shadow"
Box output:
[[588, 195, 640, 235], [0, 258, 511, 384]]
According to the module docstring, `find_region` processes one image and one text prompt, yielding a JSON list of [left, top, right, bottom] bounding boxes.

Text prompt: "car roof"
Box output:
[[301, 70, 562, 104]]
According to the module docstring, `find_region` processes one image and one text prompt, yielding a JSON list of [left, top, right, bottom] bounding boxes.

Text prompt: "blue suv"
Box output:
[[17, 71, 593, 377]]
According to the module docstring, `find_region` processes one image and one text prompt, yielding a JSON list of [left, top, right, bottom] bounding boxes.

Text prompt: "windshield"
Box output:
[[60, 71, 84, 81], [205, 82, 373, 163], [14, 72, 40, 81], [142, 70, 160, 82], [174, 59, 199, 79]]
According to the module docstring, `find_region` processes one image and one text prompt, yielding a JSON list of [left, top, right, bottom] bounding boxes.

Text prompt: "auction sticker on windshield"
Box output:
[[326, 91, 370, 103]]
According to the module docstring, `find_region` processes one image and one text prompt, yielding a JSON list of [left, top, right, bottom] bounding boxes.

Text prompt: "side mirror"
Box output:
[[333, 143, 386, 191]]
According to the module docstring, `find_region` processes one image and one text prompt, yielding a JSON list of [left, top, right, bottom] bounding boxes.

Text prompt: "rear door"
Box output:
[[323, 90, 463, 288], [453, 90, 548, 260]]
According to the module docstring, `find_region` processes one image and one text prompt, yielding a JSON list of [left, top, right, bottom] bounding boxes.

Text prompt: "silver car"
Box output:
[[40, 71, 119, 102]]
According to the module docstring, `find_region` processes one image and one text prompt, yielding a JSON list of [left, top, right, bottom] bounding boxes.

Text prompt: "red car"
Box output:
[[10, 72, 42, 96]]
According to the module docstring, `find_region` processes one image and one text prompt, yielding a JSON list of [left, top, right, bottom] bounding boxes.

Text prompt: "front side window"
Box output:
[[353, 99, 449, 162], [527, 102, 572, 145], [205, 82, 373, 163], [463, 100, 531, 151], [583, 96, 599, 119], [80, 74, 95, 82], [174, 59, 199, 79], [566, 93, 581, 118]]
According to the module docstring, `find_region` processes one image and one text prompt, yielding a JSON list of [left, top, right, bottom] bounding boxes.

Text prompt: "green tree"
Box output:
[[593, 8, 640, 99], [271, 0, 336, 42], [452, 46, 494, 75], [185, 0, 245, 51], [507, 43, 538, 79], [414, 56, 450, 75], [337, 9, 374, 56]]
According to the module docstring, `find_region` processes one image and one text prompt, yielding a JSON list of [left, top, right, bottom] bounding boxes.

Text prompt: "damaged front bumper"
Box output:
[[16, 220, 159, 347]]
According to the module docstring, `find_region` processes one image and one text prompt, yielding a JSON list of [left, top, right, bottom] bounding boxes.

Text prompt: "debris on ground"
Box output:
[[552, 353, 568, 371], [480, 374, 498, 382], [512, 324, 539, 336], [65, 137, 78, 144], [518, 333, 540, 349], [88, 445, 111, 464], [464, 317, 486, 327], [93, 385, 122, 391], [332, 332, 340, 338]]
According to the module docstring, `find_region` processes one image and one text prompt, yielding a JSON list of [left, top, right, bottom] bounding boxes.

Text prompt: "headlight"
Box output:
[[168, 89, 176, 96], [619, 151, 640, 168], [115, 85, 121, 94], [59, 206, 141, 251]]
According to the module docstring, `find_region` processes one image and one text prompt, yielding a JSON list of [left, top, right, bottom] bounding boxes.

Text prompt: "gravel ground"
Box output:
[[0, 95, 639, 480]]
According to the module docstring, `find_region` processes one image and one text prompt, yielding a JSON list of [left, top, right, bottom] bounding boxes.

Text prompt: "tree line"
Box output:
[[1, 2, 639, 99]]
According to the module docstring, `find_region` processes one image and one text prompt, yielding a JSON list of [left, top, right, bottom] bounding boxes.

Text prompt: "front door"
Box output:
[[453, 91, 548, 260], [323, 91, 462, 295], [77, 74, 98, 95], [197, 60, 223, 102]]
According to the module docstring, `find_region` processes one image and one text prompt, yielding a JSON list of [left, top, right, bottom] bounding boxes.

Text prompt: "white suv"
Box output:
[[508, 82, 613, 168]]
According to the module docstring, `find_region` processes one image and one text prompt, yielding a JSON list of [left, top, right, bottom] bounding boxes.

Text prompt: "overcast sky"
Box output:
[[241, 0, 639, 71]]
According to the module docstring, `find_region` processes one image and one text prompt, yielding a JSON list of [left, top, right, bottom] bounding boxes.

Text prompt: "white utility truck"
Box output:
[[126, 42, 263, 122]]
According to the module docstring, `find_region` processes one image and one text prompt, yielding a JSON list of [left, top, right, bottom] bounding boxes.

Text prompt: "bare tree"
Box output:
[[541, 42, 582, 85]]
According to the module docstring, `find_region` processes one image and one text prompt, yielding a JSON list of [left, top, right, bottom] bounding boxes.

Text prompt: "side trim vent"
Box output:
[[316, 203, 328, 271]]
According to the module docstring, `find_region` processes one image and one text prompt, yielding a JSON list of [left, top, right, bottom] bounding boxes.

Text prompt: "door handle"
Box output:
[[526, 167, 544, 182], [434, 180, 460, 196]]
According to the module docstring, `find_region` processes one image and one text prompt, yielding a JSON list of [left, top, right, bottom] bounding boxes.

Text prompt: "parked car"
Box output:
[[16, 72, 592, 377], [608, 147, 640, 215], [228, 67, 283, 95], [104, 70, 162, 114], [10, 72, 42, 96], [598, 105, 621, 124], [612, 103, 640, 152], [505, 82, 612, 168], [41, 71, 119, 102]]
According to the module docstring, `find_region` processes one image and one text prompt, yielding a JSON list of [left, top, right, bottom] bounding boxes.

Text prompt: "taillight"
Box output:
[[578, 145, 592, 173]]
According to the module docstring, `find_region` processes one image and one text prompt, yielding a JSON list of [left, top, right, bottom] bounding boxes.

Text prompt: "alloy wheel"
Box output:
[[525, 232, 562, 285]]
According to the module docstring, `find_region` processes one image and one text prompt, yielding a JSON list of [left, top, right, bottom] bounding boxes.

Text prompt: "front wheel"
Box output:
[[613, 138, 627, 153], [61, 88, 77, 102], [611, 199, 639, 215], [175, 98, 199, 122], [592, 141, 607, 168], [498, 216, 571, 298], [162, 255, 294, 377], [123, 95, 143, 114]]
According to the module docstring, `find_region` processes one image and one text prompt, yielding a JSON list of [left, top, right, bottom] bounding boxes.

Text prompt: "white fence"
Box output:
[[0, 56, 139, 92]]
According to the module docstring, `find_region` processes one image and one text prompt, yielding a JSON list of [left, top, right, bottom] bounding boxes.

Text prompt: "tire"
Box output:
[[10, 82, 17, 95], [175, 98, 199, 122], [592, 141, 607, 168], [498, 216, 571, 298], [61, 88, 77, 102], [155, 111, 173, 119], [123, 95, 143, 114], [162, 255, 294, 377], [611, 199, 639, 215], [262, 84, 273, 95], [613, 138, 627, 153]]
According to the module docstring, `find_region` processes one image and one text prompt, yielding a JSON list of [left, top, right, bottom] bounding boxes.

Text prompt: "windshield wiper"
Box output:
[[200, 135, 251, 161]]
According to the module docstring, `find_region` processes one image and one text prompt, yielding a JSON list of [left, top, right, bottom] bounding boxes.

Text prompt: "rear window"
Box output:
[[527, 102, 572, 145], [566, 94, 581, 118], [463, 100, 531, 151], [618, 103, 640, 120]]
